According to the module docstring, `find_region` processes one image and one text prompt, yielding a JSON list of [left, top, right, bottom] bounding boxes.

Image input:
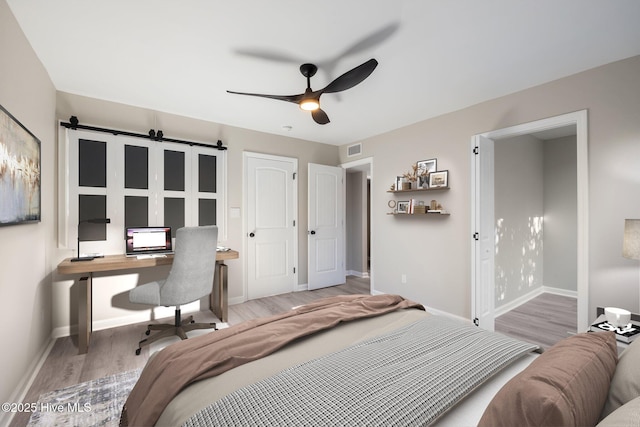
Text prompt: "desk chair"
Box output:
[[129, 225, 218, 355]]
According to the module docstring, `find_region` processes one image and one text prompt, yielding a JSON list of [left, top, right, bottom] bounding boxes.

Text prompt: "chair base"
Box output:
[[135, 309, 217, 355]]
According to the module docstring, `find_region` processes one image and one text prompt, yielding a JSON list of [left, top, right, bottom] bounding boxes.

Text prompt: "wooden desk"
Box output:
[[57, 250, 238, 354]]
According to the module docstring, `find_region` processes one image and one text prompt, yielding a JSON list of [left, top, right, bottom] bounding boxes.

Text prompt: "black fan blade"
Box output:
[[226, 90, 303, 104], [233, 48, 302, 64], [312, 109, 330, 125], [338, 23, 398, 59], [321, 59, 378, 94]]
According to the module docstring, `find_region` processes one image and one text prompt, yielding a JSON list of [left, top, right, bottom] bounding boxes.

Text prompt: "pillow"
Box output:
[[601, 337, 640, 418], [597, 395, 640, 427], [478, 332, 617, 427]]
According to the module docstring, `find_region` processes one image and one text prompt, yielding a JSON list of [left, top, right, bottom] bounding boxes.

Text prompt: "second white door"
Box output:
[[308, 163, 345, 290]]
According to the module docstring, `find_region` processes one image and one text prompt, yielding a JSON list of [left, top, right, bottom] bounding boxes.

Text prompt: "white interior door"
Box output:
[[472, 135, 495, 331], [308, 163, 345, 290], [246, 154, 297, 299]]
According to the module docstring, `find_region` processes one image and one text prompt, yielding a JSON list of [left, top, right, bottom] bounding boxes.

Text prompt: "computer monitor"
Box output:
[[125, 227, 172, 256]]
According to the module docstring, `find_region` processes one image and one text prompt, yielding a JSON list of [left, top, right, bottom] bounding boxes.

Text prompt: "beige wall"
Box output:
[[52, 92, 339, 334], [543, 136, 578, 293], [0, 0, 56, 411], [340, 55, 640, 320], [495, 135, 545, 306]]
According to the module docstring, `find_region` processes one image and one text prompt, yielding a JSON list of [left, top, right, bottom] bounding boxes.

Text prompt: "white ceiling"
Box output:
[[7, 0, 640, 146]]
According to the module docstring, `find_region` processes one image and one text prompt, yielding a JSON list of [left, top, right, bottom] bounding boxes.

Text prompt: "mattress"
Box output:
[[154, 308, 538, 426]]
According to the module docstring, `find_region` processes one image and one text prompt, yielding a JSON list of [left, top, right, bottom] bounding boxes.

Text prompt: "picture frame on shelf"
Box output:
[[429, 170, 448, 188], [417, 158, 437, 189], [417, 158, 437, 175], [395, 176, 404, 191], [397, 201, 410, 214]]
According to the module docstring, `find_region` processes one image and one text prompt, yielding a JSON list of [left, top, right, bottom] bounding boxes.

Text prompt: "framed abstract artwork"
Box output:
[[0, 104, 41, 226]]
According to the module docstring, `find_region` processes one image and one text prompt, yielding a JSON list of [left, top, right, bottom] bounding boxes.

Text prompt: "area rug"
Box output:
[[27, 369, 141, 427]]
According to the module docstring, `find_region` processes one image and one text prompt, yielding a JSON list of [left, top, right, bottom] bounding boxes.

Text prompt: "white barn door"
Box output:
[[308, 163, 345, 290]]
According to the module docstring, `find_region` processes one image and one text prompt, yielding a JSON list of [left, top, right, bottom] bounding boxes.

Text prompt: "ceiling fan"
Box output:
[[227, 58, 378, 125]]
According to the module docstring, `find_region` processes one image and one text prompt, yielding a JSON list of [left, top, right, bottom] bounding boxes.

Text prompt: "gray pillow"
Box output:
[[601, 338, 640, 418], [597, 395, 640, 427]]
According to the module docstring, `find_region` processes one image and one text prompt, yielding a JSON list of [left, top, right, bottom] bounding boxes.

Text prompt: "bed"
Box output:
[[120, 294, 640, 427]]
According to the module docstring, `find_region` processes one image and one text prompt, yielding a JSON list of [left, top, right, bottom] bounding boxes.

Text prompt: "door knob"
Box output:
[[249, 232, 255, 238], [309, 230, 316, 235]]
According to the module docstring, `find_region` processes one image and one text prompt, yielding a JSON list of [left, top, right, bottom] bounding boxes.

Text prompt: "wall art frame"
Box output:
[[0, 103, 41, 226]]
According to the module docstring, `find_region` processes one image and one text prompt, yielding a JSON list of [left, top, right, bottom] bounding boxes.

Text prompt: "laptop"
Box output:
[[125, 226, 173, 257]]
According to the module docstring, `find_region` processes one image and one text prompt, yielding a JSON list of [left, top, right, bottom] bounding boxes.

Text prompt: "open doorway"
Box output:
[[492, 129, 578, 348], [342, 157, 372, 293], [471, 111, 589, 340]]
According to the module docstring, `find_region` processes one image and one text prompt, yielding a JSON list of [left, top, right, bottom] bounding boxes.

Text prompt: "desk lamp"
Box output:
[[71, 218, 111, 262]]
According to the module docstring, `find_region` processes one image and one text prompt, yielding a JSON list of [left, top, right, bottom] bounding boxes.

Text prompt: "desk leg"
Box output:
[[210, 262, 228, 322], [78, 274, 92, 354]]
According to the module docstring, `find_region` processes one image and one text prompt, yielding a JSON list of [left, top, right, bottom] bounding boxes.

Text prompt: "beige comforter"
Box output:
[[120, 294, 423, 427]]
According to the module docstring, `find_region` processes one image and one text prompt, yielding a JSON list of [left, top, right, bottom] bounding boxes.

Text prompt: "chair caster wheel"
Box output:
[[191, 319, 195, 324], [135, 348, 141, 356], [145, 330, 151, 336]]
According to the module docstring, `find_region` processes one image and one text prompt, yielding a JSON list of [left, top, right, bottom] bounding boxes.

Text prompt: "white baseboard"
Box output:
[[495, 286, 577, 318], [542, 286, 578, 299], [228, 295, 246, 306], [495, 288, 544, 318], [1, 337, 56, 427], [366, 290, 469, 323], [51, 301, 205, 338], [346, 270, 370, 278], [227, 283, 308, 307], [423, 305, 474, 324]]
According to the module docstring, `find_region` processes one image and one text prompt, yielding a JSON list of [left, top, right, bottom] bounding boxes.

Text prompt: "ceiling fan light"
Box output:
[[300, 98, 320, 111]]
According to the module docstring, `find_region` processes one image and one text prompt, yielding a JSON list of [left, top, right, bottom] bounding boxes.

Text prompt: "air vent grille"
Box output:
[[347, 143, 362, 157]]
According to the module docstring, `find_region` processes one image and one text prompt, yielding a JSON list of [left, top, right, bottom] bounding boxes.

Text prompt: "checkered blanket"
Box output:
[[183, 316, 537, 427]]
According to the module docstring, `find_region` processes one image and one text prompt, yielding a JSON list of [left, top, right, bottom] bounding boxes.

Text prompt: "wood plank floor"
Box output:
[[9, 276, 370, 427], [495, 292, 577, 350]]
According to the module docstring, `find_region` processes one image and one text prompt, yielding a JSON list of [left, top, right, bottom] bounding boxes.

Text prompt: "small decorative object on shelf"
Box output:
[[414, 200, 426, 214], [395, 175, 413, 191], [402, 164, 420, 189]]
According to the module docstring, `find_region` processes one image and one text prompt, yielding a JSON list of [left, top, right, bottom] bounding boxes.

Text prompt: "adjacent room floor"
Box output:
[[495, 292, 577, 350]]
